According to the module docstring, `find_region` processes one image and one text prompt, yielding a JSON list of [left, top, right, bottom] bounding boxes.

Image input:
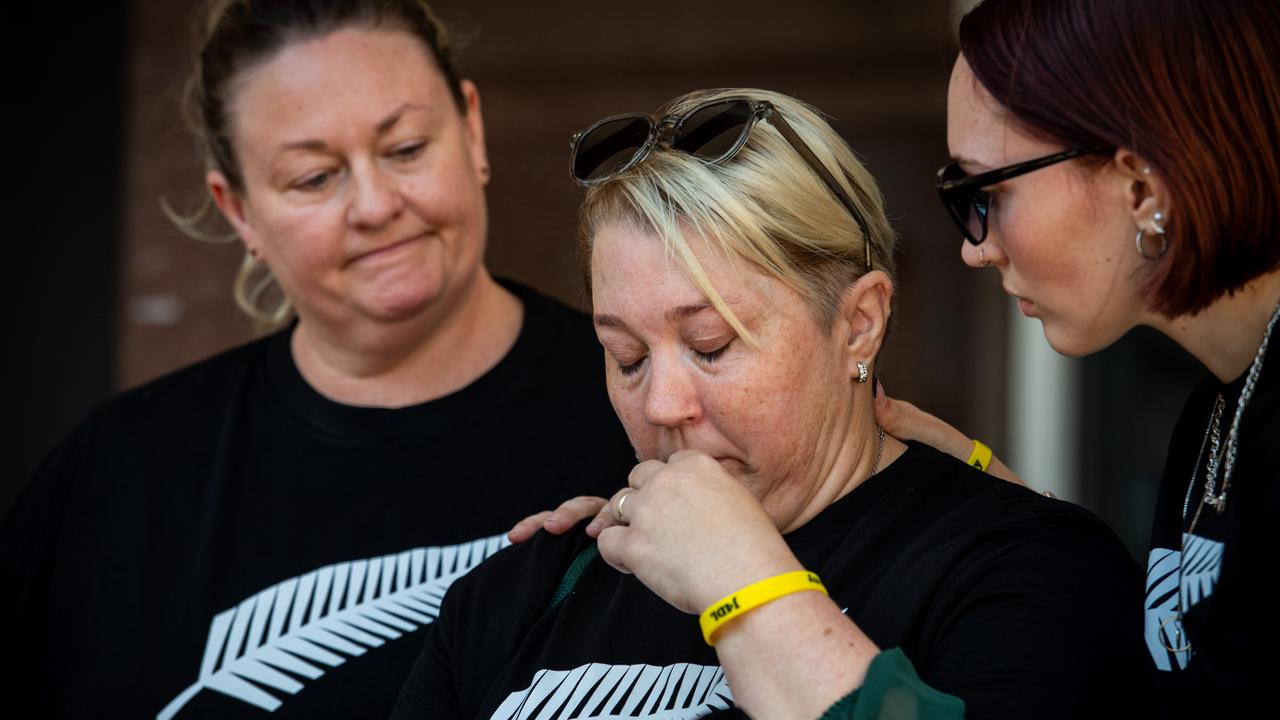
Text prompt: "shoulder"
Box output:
[[889, 443, 1105, 526], [857, 446, 1148, 716], [447, 522, 597, 608], [93, 330, 280, 425], [3, 331, 281, 580], [22, 331, 279, 485], [431, 524, 598, 672], [883, 444, 1135, 572]]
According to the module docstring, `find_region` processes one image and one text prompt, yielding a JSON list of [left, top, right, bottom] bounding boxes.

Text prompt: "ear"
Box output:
[[459, 79, 490, 186], [206, 169, 260, 257], [836, 270, 894, 381], [1112, 148, 1171, 231]]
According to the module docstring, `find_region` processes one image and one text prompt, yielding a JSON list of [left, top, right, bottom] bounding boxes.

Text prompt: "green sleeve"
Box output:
[[818, 648, 965, 720]]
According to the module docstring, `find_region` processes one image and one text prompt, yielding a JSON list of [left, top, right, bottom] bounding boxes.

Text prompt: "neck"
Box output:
[[772, 393, 906, 534], [1147, 269, 1280, 383], [290, 269, 523, 407]]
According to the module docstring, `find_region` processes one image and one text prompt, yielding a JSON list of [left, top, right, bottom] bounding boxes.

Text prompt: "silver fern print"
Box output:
[[491, 662, 734, 719], [1143, 532, 1224, 672], [157, 534, 511, 719]]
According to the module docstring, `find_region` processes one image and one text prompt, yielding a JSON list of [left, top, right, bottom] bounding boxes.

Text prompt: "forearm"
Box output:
[[713, 591, 879, 719]]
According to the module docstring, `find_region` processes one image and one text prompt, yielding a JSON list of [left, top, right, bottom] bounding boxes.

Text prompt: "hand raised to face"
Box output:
[[596, 450, 804, 615]]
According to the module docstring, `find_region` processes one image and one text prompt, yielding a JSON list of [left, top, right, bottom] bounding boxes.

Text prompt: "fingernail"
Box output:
[[874, 378, 885, 401], [586, 522, 601, 533]]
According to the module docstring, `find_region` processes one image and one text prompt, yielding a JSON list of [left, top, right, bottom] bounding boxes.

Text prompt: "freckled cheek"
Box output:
[[709, 379, 796, 455]]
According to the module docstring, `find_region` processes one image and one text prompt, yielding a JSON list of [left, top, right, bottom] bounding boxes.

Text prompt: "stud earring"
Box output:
[[1151, 211, 1166, 235], [855, 361, 870, 384], [978, 246, 990, 267], [1135, 211, 1169, 261]]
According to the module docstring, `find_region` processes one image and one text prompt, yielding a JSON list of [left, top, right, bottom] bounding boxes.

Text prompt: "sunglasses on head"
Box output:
[[935, 145, 1111, 245], [569, 97, 874, 270]]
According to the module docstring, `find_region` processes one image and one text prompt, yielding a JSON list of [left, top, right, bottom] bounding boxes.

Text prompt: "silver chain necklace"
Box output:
[[1163, 400, 1221, 654], [1163, 298, 1280, 654], [1199, 298, 1280, 517], [870, 425, 885, 477]]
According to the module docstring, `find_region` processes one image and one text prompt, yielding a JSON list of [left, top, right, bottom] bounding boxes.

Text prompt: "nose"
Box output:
[[346, 161, 403, 229], [960, 237, 1005, 269], [643, 355, 702, 429]]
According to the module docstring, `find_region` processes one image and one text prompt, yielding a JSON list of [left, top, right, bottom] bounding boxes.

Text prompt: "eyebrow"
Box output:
[[950, 154, 993, 173], [593, 302, 726, 329], [275, 103, 428, 154]]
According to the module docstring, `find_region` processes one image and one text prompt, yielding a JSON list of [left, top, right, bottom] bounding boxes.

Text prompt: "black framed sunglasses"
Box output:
[[569, 97, 874, 269], [935, 145, 1111, 245]]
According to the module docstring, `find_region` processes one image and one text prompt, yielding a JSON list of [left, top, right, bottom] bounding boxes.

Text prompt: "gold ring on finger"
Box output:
[[615, 491, 632, 524]]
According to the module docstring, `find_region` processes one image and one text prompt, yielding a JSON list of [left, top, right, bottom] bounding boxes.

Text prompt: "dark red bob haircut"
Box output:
[[959, 0, 1280, 317]]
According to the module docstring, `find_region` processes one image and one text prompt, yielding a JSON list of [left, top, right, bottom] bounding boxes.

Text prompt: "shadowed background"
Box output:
[[10, 0, 1202, 558]]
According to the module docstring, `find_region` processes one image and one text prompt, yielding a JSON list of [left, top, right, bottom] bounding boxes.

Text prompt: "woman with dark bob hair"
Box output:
[[875, 0, 1280, 715], [395, 87, 1150, 719]]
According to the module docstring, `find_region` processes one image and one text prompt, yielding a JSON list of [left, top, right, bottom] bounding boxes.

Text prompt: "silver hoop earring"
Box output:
[[856, 361, 870, 384], [1136, 212, 1169, 261]]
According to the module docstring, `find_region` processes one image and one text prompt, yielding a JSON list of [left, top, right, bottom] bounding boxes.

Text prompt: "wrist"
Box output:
[[711, 592, 878, 719], [699, 569, 825, 645], [693, 555, 803, 615], [688, 528, 800, 611], [965, 439, 993, 472], [937, 424, 976, 459]]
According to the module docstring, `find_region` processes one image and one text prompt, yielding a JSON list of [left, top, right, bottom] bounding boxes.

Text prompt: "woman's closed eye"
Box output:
[[292, 168, 338, 192], [692, 342, 730, 364], [387, 141, 427, 162], [617, 356, 647, 376], [689, 334, 735, 365]]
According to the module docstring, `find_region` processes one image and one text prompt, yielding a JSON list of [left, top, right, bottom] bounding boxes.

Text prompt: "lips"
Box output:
[[349, 235, 419, 265], [1003, 285, 1036, 317]]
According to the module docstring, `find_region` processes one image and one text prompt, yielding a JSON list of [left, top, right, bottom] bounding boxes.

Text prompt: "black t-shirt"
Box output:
[[0, 281, 635, 719], [1145, 325, 1280, 716], [394, 443, 1152, 719]]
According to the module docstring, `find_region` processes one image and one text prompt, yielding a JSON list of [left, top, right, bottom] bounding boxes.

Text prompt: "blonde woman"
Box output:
[[395, 89, 1148, 719]]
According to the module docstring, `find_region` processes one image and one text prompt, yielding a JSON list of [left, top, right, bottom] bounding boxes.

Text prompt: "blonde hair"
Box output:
[[578, 88, 897, 344]]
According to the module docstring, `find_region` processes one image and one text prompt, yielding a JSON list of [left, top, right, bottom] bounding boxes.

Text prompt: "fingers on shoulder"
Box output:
[[508, 511, 554, 543], [555, 495, 608, 519]]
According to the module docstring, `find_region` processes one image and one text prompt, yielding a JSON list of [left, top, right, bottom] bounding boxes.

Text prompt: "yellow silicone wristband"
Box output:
[[698, 570, 828, 646], [966, 439, 992, 473]]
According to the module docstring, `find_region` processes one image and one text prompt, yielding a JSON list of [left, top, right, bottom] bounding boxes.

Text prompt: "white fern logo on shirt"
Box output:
[[491, 662, 733, 720], [1144, 532, 1224, 672], [157, 534, 510, 719]]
